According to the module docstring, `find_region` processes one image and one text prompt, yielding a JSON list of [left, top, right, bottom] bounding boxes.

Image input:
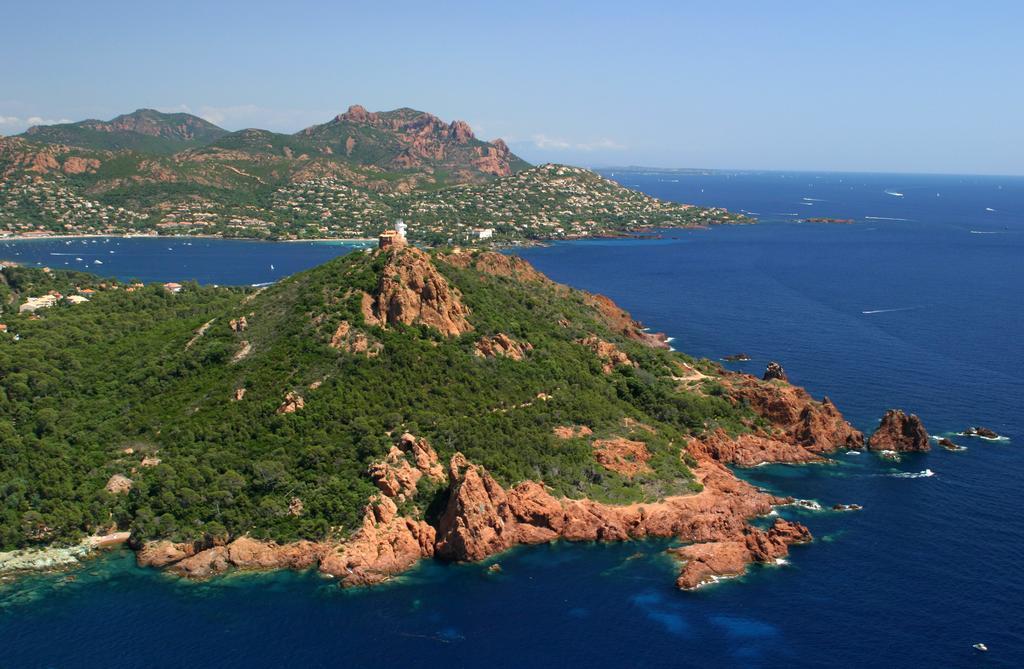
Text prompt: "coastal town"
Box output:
[[0, 165, 749, 245]]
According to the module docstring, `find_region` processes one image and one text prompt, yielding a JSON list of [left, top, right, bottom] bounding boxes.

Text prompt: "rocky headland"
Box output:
[[1, 250, 934, 593], [134, 357, 876, 591]]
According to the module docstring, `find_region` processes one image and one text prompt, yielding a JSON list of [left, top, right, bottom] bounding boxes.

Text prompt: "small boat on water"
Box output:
[[973, 642, 988, 652]]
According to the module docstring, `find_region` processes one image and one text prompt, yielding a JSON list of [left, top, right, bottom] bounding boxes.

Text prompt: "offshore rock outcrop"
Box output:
[[365, 247, 472, 337], [868, 409, 930, 452], [763, 361, 788, 382], [670, 518, 811, 589]]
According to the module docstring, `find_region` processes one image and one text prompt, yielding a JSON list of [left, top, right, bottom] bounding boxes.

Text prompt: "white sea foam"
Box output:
[[791, 499, 823, 511], [891, 469, 935, 479], [774, 558, 789, 566], [969, 230, 1003, 234], [956, 432, 1009, 442], [802, 197, 826, 202], [845, 450, 861, 455]]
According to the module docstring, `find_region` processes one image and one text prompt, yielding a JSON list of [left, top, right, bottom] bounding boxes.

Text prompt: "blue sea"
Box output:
[[2, 171, 1022, 668]]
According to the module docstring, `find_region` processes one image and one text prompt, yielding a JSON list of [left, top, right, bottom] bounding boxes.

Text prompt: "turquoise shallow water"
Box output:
[[1, 171, 1022, 667]]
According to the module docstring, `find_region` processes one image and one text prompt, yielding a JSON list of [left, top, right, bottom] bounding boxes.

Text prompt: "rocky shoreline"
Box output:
[[0, 532, 129, 576], [124, 364, 904, 592], [3, 362, 933, 591]]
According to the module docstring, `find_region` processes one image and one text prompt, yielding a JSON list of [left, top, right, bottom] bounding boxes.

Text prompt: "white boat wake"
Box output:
[[861, 306, 923, 315], [890, 469, 935, 479]]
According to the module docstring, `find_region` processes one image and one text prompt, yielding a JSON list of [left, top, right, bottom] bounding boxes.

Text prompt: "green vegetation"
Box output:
[[0, 250, 757, 551]]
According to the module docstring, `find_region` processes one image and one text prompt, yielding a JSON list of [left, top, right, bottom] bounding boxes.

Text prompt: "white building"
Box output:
[[19, 295, 60, 313], [475, 227, 494, 240]]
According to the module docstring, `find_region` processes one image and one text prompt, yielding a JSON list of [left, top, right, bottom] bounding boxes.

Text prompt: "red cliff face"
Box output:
[[670, 518, 811, 589], [723, 372, 864, 459], [136, 431, 812, 589], [365, 247, 472, 337], [432, 451, 804, 589], [868, 409, 930, 452], [324, 105, 518, 177]]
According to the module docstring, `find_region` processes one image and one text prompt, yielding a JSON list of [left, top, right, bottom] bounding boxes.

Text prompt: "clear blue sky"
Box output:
[[2, 1, 1021, 175]]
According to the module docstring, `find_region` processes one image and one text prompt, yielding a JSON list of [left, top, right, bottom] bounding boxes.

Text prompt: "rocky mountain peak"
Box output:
[[448, 120, 475, 143], [362, 247, 472, 337], [338, 104, 377, 124]]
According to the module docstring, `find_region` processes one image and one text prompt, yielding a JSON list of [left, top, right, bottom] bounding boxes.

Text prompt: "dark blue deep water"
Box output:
[[1, 171, 1022, 667]]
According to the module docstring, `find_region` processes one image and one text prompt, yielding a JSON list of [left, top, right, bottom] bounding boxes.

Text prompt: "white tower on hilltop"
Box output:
[[394, 219, 407, 238]]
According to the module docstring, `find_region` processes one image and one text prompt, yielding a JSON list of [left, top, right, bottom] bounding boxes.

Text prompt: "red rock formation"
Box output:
[[229, 316, 247, 332], [577, 336, 635, 374], [136, 540, 198, 568], [448, 120, 475, 143], [671, 518, 810, 589], [329, 320, 381, 357], [553, 425, 593, 439], [868, 409, 930, 452], [688, 429, 823, 467], [135, 430, 820, 591], [319, 495, 436, 587], [62, 156, 101, 174], [167, 537, 322, 578], [338, 104, 377, 124], [276, 391, 304, 414], [439, 251, 549, 284], [725, 373, 864, 455], [474, 333, 532, 360], [591, 438, 652, 477], [367, 247, 472, 337], [368, 432, 445, 499], [582, 292, 670, 349], [433, 451, 797, 591], [470, 141, 514, 176]]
